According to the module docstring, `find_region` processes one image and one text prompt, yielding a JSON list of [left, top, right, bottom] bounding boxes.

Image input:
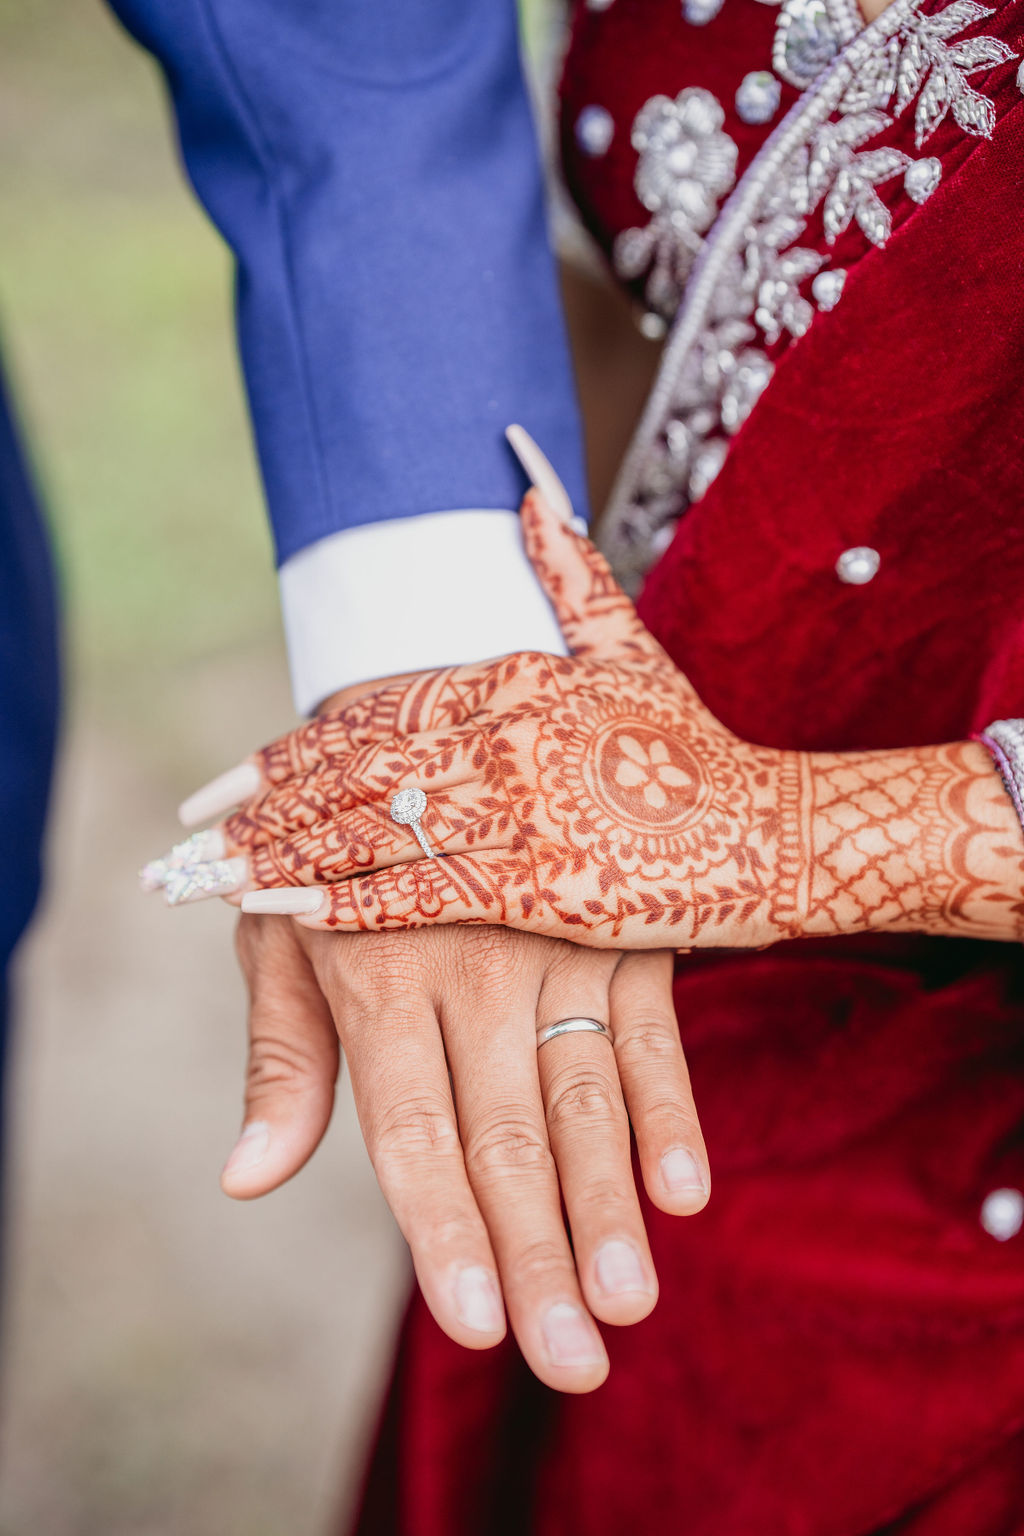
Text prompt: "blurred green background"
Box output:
[[0, 0, 280, 723]]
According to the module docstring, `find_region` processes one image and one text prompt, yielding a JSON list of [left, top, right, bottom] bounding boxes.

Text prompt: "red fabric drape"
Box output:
[[351, 2, 1024, 1529]]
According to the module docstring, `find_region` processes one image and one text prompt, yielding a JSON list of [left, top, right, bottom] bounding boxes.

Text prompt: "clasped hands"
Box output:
[[144, 434, 1015, 1393]]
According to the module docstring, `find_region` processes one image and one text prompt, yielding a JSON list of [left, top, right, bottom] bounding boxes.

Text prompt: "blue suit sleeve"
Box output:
[[106, 0, 589, 566]]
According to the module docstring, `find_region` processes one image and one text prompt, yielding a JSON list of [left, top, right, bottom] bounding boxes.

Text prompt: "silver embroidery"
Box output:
[[601, 0, 1017, 592], [774, 0, 844, 86], [613, 89, 739, 319]]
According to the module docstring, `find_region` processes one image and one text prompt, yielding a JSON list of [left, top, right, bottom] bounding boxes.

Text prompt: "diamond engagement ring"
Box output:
[[536, 1018, 611, 1049], [389, 787, 438, 859]]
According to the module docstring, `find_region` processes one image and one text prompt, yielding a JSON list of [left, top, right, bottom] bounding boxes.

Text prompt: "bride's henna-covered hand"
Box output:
[[149, 484, 1024, 949]]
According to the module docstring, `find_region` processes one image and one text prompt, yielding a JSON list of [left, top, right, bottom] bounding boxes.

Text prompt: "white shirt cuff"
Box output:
[[278, 508, 570, 715]]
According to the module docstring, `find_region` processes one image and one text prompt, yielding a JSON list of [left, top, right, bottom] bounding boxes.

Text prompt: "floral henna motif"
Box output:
[[169, 491, 1024, 949]]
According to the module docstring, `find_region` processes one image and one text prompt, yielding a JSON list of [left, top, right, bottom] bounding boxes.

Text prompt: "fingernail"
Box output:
[[505, 424, 578, 529], [164, 855, 248, 906], [222, 1120, 270, 1178], [139, 829, 229, 892], [660, 1147, 707, 1196], [594, 1239, 649, 1297], [541, 1302, 605, 1367], [453, 1266, 503, 1333], [241, 887, 325, 916], [178, 762, 261, 827]]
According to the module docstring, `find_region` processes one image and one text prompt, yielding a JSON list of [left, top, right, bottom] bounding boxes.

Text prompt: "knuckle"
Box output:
[[465, 1116, 554, 1180], [543, 945, 618, 993], [335, 932, 433, 1007], [442, 927, 524, 1002], [413, 1212, 483, 1262], [544, 1073, 620, 1131], [512, 1236, 574, 1290], [246, 1036, 326, 1095], [613, 1022, 683, 1071], [569, 1178, 634, 1218], [642, 1099, 703, 1143], [373, 1095, 462, 1171]]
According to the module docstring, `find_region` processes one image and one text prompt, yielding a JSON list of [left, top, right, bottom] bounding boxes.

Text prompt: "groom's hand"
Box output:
[[224, 914, 708, 1394]]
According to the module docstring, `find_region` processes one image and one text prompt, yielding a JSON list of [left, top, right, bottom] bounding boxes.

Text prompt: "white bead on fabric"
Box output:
[[835, 547, 880, 584], [904, 156, 942, 203], [980, 1188, 1024, 1242], [683, 0, 727, 25], [576, 105, 616, 157], [811, 267, 846, 310]]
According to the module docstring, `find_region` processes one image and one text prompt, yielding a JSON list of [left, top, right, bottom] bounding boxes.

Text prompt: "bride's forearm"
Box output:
[[799, 741, 1024, 942]]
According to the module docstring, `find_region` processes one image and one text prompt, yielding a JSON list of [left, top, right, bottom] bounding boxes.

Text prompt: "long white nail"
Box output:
[[178, 762, 261, 827], [139, 828, 229, 893], [241, 887, 326, 916], [165, 855, 248, 906], [505, 424, 582, 530]]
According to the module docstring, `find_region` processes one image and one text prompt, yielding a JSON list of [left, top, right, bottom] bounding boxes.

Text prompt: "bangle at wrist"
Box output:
[[975, 718, 1024, 831]]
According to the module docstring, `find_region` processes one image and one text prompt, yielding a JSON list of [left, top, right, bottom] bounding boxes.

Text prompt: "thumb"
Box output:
[[221, 913, 340, 1200], [505, 425, 659, 660]]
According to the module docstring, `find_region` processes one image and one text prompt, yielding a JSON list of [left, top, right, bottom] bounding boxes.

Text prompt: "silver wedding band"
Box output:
[[536, 1017, 610, 1050]]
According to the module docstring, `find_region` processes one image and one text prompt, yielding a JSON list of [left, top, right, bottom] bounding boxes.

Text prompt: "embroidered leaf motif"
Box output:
[[854, 192, 892, 246], [841, 37, 900, 113], [915, 63, 953, 142], [945, 35, 1015, 68], [951, 80, 995, 134], [854, 147, 910, 182], [925, 0, 993, 40]]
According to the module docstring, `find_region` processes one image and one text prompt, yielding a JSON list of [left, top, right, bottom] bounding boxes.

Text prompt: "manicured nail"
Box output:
[[164, 855, 247, 906], [139, 829, 229, 893], [178, 762, 261, 827], [505, 424, 578, 529], [660, 1147, 707, 1196], [541, 1302, 605, 1367], [594, 1239, 649, 1297], [222, 1120, 270, 1178], [241, 887, 326, 916], [453, 1266, 503, 1333]]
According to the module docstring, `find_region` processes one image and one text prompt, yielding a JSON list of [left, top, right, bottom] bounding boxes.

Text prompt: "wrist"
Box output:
[[796, 740, 1024, 941]]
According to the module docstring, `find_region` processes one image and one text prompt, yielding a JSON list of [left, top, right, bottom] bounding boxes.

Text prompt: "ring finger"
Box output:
[[440, 952, 610, 1393], [535, 951, 658, 1328]]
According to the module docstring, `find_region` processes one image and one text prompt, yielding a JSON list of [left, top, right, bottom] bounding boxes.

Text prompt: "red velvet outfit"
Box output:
[[353, 2, 1024, 1530]]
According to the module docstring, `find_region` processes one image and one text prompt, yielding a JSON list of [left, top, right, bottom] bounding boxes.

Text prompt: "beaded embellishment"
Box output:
[[601, 0, 1017, 592]]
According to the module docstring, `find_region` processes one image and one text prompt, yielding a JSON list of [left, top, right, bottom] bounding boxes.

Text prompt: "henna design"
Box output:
[[170, 491, 1024, 949], [806, 741, 1024, 941]]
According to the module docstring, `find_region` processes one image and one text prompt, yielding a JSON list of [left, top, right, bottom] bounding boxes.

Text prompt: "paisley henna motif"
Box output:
[[187, 491, 1024, 949]]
